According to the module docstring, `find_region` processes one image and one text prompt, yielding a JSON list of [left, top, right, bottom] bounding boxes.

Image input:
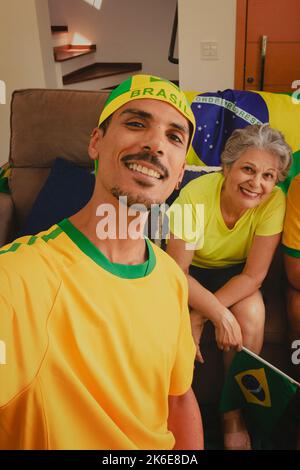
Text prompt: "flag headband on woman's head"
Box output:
[[94, 74, 196, 174]]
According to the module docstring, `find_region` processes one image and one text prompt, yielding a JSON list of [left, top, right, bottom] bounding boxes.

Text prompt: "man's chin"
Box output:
[[110, 186, 162, 210]]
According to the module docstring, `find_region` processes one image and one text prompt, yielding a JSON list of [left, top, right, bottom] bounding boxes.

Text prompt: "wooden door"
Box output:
[[235, 0, 300, 92]]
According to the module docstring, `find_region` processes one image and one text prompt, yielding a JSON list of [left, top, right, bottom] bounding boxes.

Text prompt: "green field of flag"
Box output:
[[220, 348, 299, 434]]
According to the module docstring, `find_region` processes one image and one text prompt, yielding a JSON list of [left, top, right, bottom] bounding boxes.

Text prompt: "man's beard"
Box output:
[[111, 186, 163, 210]]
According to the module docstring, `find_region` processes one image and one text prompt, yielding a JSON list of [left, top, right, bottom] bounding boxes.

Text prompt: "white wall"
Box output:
[[48, 0, 179, 80], [0, 0, 57, 165], [35, 0, 58, 88], [178, 0, 236, 91]]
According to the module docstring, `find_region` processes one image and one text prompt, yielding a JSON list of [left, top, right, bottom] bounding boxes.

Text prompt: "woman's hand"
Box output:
[[190, 310, 207, 363], [213, 309, 243, 352]]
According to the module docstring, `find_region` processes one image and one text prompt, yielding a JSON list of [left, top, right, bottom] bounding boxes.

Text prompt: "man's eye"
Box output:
[[126, 121, 144, 128], [169, 133, 183, 144]]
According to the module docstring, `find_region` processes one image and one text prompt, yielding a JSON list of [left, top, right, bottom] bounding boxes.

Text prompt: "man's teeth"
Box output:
[[128, 163, 161, 179]]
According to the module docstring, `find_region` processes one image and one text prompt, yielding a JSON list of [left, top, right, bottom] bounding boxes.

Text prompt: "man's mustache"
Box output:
[[121, 153, 169, 179]]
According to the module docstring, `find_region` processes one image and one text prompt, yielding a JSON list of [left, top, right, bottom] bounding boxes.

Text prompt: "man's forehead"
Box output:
[[115, 99, 190, 130]]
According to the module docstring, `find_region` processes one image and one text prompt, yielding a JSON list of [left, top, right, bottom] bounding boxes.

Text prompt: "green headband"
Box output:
[[94, 74, 195, 174]]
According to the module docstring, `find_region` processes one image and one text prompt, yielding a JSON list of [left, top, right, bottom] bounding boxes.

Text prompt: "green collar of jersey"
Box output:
[[58, 218, 156, 279]]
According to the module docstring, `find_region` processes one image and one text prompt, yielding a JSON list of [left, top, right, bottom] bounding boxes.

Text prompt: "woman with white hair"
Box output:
[[167, 124, 292, 450]]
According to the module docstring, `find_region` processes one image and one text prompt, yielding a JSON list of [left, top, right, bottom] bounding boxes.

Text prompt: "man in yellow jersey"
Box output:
[[0, 75, 203, 450], [282, 173, 300, 449]]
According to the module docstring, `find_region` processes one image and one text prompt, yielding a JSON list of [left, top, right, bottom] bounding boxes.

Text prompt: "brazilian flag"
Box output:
[[185, 90, 300, 193], [220, 349, 298, 434]]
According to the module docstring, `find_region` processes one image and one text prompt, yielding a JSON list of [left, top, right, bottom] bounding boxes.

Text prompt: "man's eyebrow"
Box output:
[[120, 108, 189, 135], [120, 109, 152, 119], [170, 122, 189, 135]]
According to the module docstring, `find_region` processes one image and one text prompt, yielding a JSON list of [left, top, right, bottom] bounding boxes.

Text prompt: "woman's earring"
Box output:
[[175, 181, 181, 190]]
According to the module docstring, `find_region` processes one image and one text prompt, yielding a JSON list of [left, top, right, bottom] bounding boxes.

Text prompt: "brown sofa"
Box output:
[[0, 88, 294, 448], [1, 89, 108, 238]]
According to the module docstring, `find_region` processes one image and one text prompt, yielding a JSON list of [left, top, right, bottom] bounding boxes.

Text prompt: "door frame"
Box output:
[[234, 0, 248, 90]]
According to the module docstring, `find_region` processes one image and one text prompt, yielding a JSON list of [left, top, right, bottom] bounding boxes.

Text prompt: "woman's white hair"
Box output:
[[221, 123, 292, 181]]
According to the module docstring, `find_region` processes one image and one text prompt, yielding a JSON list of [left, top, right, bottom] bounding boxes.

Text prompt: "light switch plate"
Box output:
[[200, 41, 218, 60]]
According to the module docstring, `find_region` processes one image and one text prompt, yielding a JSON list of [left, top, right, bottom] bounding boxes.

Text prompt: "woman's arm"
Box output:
[[214, 233, 281, 307], [166, 235, 229, 320], [166, 234, 242, 352]]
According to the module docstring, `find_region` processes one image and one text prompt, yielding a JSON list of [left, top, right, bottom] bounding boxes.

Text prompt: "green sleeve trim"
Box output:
[[0, 227, 63, 255], [281, 244, 300, 258], [58, 218, 156, 279], [41, 227, 63, 242], [0, 242, 21, 255]]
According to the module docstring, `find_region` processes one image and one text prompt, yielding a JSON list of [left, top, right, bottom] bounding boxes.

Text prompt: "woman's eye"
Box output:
[[243, 166, 254, 173], [264, 172, 275, 180]]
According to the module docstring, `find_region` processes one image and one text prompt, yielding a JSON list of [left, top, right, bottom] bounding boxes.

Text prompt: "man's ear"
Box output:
[[175, 162, 186, 190], [88, 128, 102, 160]]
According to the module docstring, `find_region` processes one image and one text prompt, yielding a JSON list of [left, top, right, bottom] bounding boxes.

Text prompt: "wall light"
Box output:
[[83, 0, 103, 9]]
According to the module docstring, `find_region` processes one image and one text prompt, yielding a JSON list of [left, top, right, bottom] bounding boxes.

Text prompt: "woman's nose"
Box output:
[[249, 173, 262, 187]]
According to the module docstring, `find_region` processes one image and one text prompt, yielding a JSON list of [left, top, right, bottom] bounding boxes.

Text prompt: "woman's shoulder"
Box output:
[[181, 170, 223, 194], [258, 185, 286, 214], [268, 185, 286, 204]]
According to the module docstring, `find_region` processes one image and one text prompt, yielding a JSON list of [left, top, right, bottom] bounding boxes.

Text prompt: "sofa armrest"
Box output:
[[0, 192, 15, 247]]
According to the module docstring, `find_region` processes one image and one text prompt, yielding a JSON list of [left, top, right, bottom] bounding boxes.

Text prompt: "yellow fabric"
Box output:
[[0, 225, 195, 450], [283, 173, 300, 256], [168, 173, 286, 268]]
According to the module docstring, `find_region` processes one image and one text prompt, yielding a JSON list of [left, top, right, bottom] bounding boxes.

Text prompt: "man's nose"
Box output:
[[142, 129, 165, 155]]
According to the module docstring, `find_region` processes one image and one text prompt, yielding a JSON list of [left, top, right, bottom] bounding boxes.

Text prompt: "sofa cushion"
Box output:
[[18, 158, 95, 237], [9, 89, 109, 167], [0, 193, 15, 247], [10, 167, 51, 227]]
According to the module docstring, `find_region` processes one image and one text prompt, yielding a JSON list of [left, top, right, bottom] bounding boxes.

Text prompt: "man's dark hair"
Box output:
[[98, 115, 112, 135]]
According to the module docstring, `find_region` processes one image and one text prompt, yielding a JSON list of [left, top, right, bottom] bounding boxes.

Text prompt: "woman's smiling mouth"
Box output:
[[240, 186, 261, 198]]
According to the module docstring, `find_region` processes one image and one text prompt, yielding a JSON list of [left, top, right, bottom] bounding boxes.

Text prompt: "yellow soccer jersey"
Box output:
[[283, 173, 300, 258], [168, 172, 286, 268], [0, 219, 195, 450]]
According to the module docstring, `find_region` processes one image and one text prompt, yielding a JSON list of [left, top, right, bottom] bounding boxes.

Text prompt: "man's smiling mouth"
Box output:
[[121, 153, 168, 181], [125, 162, 162, 179]]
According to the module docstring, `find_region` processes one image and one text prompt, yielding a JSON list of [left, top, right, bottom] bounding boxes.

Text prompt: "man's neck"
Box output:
[[69, 195, 149, 265]]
